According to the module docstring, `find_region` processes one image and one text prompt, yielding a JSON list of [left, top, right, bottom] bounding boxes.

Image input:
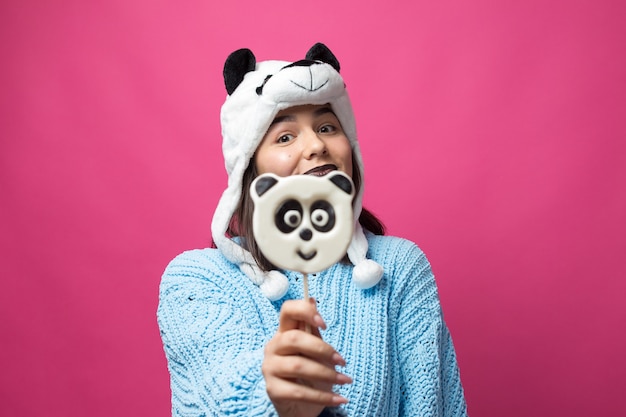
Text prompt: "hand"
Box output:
[[262, 298, 351, 417]]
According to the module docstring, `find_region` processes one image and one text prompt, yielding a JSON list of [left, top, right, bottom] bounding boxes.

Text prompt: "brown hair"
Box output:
[[221, 152, 385, 272]]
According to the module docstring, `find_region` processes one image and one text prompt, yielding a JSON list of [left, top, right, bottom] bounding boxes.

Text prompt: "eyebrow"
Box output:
[[269, 114, 295, 126], [269, 106, 336, 127], [313, 106, 335, 118]]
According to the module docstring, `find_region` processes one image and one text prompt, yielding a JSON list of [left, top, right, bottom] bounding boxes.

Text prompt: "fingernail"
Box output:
[[335, 373, 353, 384], [332, 352, 346, 366], [332, 395, 349, 405], [314, 314, 326, 329]]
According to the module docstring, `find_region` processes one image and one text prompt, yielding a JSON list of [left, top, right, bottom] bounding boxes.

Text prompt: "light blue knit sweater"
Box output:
[[157, 234, 468, 416]]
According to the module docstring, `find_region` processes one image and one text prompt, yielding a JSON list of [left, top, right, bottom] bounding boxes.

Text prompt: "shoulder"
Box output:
[[165, 247, 230, 267], [366, 233, 421, 252], [158, 247, 274, 319], [163, 247, 234, 277], [366, 234, 430, 272], [366, 234, 440, 308], [159, 248, 245, 294]]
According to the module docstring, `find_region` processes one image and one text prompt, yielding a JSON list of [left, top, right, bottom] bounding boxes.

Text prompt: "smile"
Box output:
[[304, 164, 337, 177], [297, 250, 317, 260]]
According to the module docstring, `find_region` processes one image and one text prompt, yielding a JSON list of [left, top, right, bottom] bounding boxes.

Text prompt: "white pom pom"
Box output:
[[352, 259, 384, 289], [259, 270, 290, 300]]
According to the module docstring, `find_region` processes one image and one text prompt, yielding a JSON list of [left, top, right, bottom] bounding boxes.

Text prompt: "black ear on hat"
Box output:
[[223, 48, 256, 95], [305, 43, 340, 73]]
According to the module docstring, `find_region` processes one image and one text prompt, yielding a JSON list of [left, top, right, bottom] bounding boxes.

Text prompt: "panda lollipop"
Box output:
[[250, 171, 355, 321]]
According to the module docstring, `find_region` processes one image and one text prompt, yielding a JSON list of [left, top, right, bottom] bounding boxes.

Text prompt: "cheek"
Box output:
[[335, 139, 353, 174], [255, 149, 295, 176]]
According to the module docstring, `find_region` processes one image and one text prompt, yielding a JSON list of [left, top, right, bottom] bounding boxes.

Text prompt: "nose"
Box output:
[[300, 228, 312, 241], [302, 129, 327, 159]]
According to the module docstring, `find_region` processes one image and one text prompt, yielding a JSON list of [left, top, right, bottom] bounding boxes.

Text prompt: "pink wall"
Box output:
[[1, 1, 624, 416]]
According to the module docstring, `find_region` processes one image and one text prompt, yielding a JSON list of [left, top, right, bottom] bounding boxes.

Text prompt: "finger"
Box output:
[[278, 299, 326, 332], [305, 298, 325, 337], [270, 330, 346, 366], [264, 352, 352, 385], [265, 375, 349, 406], [279, 299, 326, 331]]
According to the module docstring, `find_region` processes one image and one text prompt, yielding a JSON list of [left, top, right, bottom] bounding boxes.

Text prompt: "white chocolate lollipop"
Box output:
[[250, 171, 355, 274], [250, 171, 354, 331]]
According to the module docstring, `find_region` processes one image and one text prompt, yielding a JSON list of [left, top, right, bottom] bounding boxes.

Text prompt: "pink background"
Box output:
[[1, 1, 625, 416]]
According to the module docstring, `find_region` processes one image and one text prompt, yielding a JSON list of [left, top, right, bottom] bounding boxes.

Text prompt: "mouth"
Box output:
[[303, 164, 337, 177], [297, 250, 317, 260]]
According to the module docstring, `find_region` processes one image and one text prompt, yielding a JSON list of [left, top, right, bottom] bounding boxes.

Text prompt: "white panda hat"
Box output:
[[212, 42, 384, 300]]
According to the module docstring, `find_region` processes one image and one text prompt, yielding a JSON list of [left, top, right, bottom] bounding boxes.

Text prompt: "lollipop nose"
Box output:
[[300, 228, 313, 241]]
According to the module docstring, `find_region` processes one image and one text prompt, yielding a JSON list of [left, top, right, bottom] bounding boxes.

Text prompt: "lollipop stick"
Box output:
[[302, 272, 311, 334]]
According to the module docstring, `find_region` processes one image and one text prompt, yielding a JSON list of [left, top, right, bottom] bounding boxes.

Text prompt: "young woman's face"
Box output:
[[254, 104, 353, 178]]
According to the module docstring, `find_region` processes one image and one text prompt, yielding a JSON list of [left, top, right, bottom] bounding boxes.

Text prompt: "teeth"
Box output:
[[304, 165, 336, 176], [308, 169, 330, 176]]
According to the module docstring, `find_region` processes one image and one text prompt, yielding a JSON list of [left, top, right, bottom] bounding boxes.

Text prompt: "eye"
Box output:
[[277, 133, 294, 144], [310, 200, 335, 232], [284, 210, 301, 228], [318, 124, 337, 134], [275, 199, 303, 233], [311, 209, 329, 227]]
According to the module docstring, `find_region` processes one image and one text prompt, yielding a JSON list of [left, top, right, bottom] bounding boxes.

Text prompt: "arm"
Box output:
[[157, 251, 275, 416], [391, 243, 468, 417], [157, 251, 351, 417]]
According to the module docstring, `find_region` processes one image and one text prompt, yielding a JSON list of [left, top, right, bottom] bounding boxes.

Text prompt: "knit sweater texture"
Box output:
[[157, 234, 468, 416]]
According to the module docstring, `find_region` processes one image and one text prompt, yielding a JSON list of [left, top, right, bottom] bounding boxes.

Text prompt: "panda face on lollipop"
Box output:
[[250, 171, 355, 274]]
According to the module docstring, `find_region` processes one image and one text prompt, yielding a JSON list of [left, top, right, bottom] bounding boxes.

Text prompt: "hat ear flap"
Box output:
[[223, 48, 256, 95], [305, 43, 340, 72]]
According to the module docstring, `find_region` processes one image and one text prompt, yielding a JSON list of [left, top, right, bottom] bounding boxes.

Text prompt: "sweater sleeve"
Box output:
[[157, 251, 277, 416], [390, 242, 468, 417]]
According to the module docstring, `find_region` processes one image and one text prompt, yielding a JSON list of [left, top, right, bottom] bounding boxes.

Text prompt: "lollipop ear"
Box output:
[[253, 174, 278, 198], [328, 171, 354, 196]]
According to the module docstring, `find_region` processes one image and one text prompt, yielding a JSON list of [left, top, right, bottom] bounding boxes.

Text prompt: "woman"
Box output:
[[157, 43, 468, 417]]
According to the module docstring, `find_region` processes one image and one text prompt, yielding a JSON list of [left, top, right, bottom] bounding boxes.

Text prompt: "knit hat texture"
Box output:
[[212, 43, 383, 300]]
